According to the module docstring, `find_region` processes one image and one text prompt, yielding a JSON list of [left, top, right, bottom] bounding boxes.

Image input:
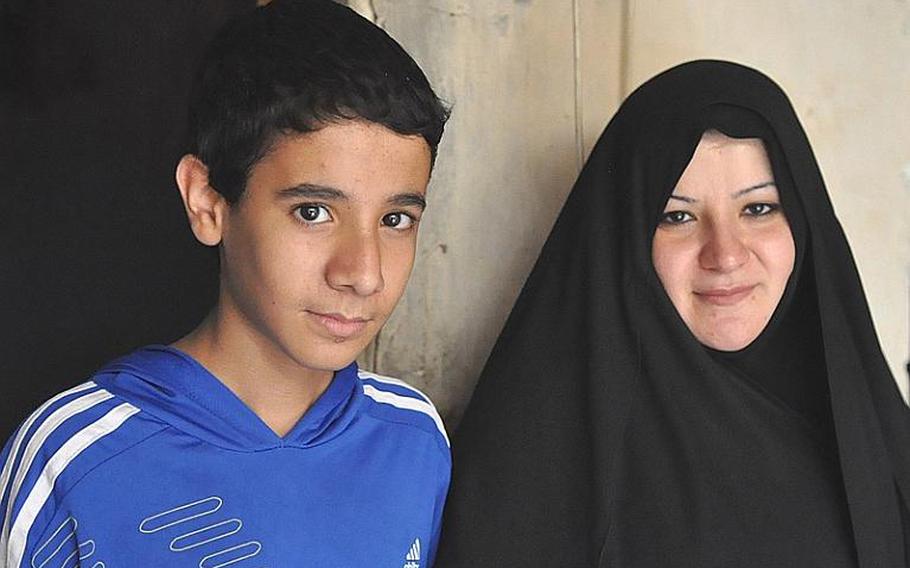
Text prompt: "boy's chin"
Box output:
[[287, 335, 375, 373]]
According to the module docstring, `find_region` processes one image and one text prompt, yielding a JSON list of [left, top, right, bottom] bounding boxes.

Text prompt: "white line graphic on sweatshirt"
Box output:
[[31, 516, 106, 568], [403, 537, 421, 568], [139, 496, 223, 535], [138, 495, 262, 566], [200, 541, 262, 568]]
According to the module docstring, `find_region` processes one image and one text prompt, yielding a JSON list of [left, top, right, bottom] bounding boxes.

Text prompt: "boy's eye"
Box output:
[[295, 204, 332, 224], [382, 212, 416, 230], [659, 210, 694, 225], [743, 203, 779, 217]]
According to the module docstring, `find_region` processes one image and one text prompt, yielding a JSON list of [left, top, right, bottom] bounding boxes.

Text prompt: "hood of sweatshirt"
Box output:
[[92, 345, 363, 452]]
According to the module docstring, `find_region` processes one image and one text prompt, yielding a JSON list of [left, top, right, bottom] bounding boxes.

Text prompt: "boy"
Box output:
[[0, 1, 450, 566]]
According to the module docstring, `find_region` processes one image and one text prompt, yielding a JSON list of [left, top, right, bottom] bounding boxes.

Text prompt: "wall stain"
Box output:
[[494, 14, 511, 35]]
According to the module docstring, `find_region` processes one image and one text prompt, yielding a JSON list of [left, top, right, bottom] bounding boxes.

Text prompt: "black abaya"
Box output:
[[437, 60, 910, 567]]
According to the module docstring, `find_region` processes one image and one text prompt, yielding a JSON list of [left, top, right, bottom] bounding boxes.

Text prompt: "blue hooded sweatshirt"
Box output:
[[0, 345, 450, 567]]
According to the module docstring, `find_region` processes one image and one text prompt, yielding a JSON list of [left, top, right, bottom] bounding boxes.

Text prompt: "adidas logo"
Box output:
[[403, 537, 421, 568]]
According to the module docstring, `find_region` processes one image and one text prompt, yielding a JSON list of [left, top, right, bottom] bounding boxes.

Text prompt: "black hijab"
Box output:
[[437, 60, 910, 567]]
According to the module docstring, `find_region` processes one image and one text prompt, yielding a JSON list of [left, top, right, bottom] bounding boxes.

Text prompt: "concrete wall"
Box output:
[[347, 0, 910, 425]]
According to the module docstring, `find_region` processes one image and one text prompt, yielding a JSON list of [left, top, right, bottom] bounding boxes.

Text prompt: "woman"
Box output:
[[437, 61, 910, 567]]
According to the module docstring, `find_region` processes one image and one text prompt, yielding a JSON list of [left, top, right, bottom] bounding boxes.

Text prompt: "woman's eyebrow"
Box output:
[[733, 181, 776, 198], [668, 194, 697, 203], [668, 181, 776, 205]]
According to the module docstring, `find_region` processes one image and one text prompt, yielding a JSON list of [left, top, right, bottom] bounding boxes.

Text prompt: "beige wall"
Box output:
[[348, 0, 910, 425]]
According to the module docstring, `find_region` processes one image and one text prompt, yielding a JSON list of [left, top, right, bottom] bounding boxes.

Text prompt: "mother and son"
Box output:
[[2, 1, 908, 566]]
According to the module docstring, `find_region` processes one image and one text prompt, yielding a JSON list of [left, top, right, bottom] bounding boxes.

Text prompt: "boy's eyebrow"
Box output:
[[277, 183, 347, 200], [276, 184, 426, 210], [388, 193, 427, 211]]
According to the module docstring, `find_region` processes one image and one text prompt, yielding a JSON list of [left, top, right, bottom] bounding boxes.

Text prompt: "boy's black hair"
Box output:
[[185, 0, 449, 203]]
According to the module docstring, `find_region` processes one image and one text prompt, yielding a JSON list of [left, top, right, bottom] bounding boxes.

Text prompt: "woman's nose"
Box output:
[[698, 221, 749, 272], [325, 227, 385, 296]]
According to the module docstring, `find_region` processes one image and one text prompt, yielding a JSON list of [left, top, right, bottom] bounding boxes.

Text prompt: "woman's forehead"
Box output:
[[671, 134, 774, 196], [698, 129, 764, 149]]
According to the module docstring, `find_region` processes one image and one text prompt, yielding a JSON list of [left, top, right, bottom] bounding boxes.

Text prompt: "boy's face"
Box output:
[[217, 120, 431, 372]]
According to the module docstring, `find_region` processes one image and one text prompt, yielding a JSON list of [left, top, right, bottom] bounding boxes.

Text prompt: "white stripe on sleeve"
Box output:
[[362, 384, 449, 447], [5, 403, 139, 568], [0, 382, 97, 511], [0, 387, 114, 565], [357, 370, 433, 404]]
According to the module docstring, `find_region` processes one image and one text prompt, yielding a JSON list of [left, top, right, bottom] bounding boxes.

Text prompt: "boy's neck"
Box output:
[[173, 309, 335, 438]]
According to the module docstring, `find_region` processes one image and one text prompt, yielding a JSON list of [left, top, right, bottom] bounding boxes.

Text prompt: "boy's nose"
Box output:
[[326, 228, 385, 296]]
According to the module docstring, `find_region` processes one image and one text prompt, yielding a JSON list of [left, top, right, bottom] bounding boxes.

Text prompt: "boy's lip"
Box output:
[[306, 310, 371, 338], [693, 284, 757, 306]]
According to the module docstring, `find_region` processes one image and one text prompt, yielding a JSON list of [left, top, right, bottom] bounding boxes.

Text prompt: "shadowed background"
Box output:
[[0, 0, 248, 438]]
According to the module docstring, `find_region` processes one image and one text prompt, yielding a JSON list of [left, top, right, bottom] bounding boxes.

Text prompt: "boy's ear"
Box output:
[[175, 155, 228, 247]]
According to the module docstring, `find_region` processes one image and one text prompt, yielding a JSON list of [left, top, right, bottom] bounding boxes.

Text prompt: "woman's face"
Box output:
[[651, 131, 796, 351]]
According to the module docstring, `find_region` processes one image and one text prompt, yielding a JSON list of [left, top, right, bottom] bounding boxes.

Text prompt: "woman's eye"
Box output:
[[382, 212, 416, 230], [659, 210, 693, 225], [295, 204, 331, 224], [743, 203, 779, 217]]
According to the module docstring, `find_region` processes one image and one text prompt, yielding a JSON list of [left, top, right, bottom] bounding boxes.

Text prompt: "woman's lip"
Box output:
[[307, 311, 370, 338], [694, 285, 757, 306]]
